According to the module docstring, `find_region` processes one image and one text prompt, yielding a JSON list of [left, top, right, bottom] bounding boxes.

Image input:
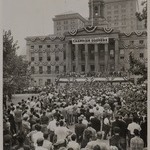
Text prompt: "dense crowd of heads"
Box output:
[[3, 81, 147, 150]]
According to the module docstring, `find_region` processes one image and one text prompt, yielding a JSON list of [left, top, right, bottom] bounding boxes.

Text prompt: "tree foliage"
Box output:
[[129, 52, 147, 83], [136, 0, 147, 28], [3, 30, 31, 95]]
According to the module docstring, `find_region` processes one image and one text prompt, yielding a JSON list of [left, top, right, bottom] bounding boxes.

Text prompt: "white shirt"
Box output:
[[127, 122, 141, 135], [35, 146, 47, 150], [47, 119, 57, 131], [32, 131, 44, 146], [43, 140, 53, 150], [54, 126, 71, 142], [67, 141, 80, 150]]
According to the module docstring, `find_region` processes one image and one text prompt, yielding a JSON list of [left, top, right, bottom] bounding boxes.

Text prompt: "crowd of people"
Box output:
[[57, 71, 128, 78], [3, 81, 147, 150]]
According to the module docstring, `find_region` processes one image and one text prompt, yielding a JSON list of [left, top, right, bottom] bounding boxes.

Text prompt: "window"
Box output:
[[39, 52, 43, 61], [64, 20, 68, 24], [55, 44, 58, 48], [39, 66, 43, 74], [31, 52, 34, 61], [140, 53, 144, 58], [110, 49, 114, 59], [64, 26, 68, 30], [90, 65, 95, 72], [120, 49, 124, 55], [94, 6, 98, 16], [31, 46, 34, 49], [47, 79, 51, 85], [64, 65, 66, 73], [47, 66, 51, 74], [57, 21, 61, 25], [55, 52, 59, 61], [55, 66, 59, 74], [73, 65, 76, 72], [47, 45, 51, 48], [114, 5, 118, 9], [139, 40, 144, 44], [107, 16, 111, 21], [47, 52, 51, 61], [31, 57, 34, 61], [120, 56, 124, 59], [31, 66, 35, 74], [63, 50, 66, 60], [81, 65, 85, 72], [39, 79, 43, 86], [130, 41, 134, 45], [39, 45, 42, 49]]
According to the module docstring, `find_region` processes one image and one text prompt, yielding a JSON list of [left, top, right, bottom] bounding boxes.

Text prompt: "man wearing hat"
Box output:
[[75, 117, 86, 143]]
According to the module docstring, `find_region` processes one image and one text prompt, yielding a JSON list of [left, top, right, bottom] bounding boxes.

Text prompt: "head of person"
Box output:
[[93, 145, 101, 150], [71, 134, 77, 141], [59, 121, 64, 127], [96, 132, 103, 140], [17, 135, 25, 145], [37, 138, 44, 146], [35, 124, 41, 131], [134, 129, 140, 136], [113, 127, 120, 135], [43, 133, 49, 140]]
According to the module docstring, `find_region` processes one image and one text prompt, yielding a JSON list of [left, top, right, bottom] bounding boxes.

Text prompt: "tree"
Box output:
[[129, 52, 147, 84], [136, 0, 147, 28], [3, 30, 31, 97]]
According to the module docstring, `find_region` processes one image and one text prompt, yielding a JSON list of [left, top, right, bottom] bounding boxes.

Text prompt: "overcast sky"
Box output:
[[2, 0, 143, 55]]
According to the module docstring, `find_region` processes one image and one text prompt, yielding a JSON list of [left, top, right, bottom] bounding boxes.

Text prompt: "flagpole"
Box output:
[[91, 0, 94, 27]]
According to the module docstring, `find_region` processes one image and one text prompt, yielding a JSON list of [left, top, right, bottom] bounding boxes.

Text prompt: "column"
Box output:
[[43, 45, 47, 74], [75, 44, 79, 73], [26, 44, 30, 62], [104, 43, 108, 72], [85, 44, 89, 73], [66, 42, 71, 73], [94, 44, 99, 72], [115, 38, 119, 71]]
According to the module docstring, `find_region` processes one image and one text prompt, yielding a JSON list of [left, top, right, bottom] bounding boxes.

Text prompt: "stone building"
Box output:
[[26, 0, 147, 86]]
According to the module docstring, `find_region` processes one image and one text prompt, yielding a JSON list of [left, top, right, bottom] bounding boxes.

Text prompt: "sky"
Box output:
[[2, 0, 143, 55]]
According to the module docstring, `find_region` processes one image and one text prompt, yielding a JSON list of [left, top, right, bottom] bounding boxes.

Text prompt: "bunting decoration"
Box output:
[[42, 62, 48, 66], [49, 36, 57, 41], [39, 37, 46, 41], [135, 31, 143, 36], [35, 62, 40, 66], [50, 61, 56, 66], [103, 27, 113, 34], [123, 32, 132, 37], [30, 37, 36, 42], [34, 49, 39, 53], [69, 29, 78, 36], [58, 36, 65, 40], [84, 26, 97, 33]]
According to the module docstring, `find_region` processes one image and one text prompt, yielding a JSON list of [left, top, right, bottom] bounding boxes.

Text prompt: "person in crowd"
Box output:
[[67, 134, 80, 150], [75, 117, 86, 143], [110, 127, 126, 150], [36, 138, 47, 150], [11, 135, 30, 150], [140, 116, 147, 147], [86, 132, 109, 150], [127, 117, 141, 147], [43, 133, 53, 150], [130, 129, 144, 150]]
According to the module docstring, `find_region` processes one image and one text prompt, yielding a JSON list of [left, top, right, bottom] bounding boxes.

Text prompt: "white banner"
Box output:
[[72, 37, 109, 44]]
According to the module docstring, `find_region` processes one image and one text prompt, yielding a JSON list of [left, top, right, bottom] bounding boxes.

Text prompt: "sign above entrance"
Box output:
[[72, 37, 109, 44]]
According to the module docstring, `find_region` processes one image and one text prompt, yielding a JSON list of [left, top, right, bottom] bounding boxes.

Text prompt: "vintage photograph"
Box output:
[[3, 0, 147, 150]]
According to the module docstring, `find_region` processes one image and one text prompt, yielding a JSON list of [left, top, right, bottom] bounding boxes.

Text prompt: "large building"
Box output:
[[26, 0, 147, 86], [53, 12, 87, 35]]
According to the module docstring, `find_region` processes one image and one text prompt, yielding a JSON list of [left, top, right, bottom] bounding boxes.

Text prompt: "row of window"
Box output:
[[31, 44, 61, 49], [31, 66, 65, 74], [31, 51, 66, 62], [56, 20, 76, 25]]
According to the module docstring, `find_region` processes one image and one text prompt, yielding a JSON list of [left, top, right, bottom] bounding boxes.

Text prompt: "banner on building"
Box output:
[[72, 37, 109, 44]]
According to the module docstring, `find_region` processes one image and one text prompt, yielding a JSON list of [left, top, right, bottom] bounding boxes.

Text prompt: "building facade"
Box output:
[[26, 0, 147, 86], [53, 12, 87, 35]]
